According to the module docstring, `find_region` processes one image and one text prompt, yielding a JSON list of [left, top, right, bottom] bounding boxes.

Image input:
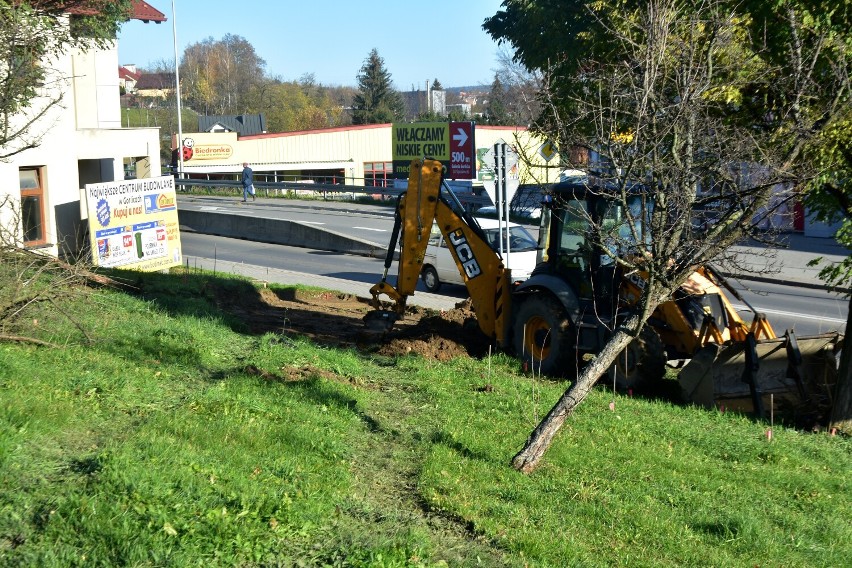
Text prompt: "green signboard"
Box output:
[[391, 122, 475, 180]]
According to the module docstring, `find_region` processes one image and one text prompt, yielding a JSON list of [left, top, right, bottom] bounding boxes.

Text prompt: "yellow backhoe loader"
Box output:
[[365, 159, 841, 422]]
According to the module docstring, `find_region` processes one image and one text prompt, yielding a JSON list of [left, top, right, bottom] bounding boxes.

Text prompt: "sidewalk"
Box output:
[[182, 231, 848, 315]]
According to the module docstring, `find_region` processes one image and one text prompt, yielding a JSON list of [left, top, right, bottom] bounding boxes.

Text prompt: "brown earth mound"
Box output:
[[211, 283, 493, 362]]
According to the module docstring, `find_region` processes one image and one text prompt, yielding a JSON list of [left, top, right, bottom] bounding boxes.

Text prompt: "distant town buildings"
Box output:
[[402, 87, 446, 119], [198, 115, 267, 136], [118, 65, 140, 93], [401, 86, 485, 119], [132, 72, 175, 100]]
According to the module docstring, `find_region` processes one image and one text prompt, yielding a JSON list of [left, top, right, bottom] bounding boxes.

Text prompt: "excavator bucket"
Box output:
[[363, 310, 399, 334], [679, 331, 840, 417]]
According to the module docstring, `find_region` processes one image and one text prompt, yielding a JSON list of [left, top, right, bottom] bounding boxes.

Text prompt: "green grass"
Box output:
[[0, 268, 849, 567]]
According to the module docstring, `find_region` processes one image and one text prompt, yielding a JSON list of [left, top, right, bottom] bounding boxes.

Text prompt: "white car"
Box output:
[[420, 217, 539, 292]]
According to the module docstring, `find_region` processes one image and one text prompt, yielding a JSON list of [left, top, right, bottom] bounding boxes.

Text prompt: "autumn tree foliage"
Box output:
[[179, 34, 266, 116], [253, 78, 347, 133]]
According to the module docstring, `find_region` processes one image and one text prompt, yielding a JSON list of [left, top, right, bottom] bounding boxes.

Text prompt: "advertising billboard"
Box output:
[[85, 176, 182, 271], [392, 121, 475, 180]]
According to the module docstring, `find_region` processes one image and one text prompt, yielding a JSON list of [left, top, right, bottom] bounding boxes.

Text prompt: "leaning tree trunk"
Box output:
[[829, 296, 852, 435], [511, 314, 641, 473]]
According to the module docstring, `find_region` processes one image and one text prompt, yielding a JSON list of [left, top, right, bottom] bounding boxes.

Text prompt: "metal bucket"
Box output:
[[679, 331, 840, 416]]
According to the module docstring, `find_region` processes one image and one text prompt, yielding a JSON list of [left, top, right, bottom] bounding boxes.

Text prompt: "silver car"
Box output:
[[420, 217, 539, 292]]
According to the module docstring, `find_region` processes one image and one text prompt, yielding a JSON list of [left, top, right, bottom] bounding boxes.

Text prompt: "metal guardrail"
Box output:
[[174, 177, 493, 208]]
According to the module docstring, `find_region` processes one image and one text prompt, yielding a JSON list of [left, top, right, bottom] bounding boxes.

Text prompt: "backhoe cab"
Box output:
[[366, 159, 841, 421]]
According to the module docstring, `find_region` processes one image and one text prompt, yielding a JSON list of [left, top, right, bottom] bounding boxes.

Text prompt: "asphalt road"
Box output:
[[177, 195, 399, 244], [177, 194, 542, 243]]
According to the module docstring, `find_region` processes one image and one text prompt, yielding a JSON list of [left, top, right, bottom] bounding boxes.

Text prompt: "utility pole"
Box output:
[[172, 0, 184, 180]]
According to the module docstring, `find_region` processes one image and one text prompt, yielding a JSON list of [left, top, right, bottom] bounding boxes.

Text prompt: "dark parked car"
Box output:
[[476, 184, 545, 221]]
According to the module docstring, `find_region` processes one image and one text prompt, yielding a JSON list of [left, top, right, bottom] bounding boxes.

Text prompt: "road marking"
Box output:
[[353, 226, 386, 232], [301, 221, 325, 225], [732, 304, 846, 324], [200, 206, 222, 211]]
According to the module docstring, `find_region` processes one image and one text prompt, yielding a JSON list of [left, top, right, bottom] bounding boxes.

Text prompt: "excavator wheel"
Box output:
[[513, 295, 577, 377], [611, 325, 666, 390]]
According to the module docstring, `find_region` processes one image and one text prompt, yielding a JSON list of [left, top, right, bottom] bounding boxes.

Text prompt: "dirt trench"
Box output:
[[211, 284, 495, 362]]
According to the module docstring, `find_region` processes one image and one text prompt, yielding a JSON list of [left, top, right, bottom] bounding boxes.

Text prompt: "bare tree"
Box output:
[[493, 46, 542, 127], [508, 0, 849, 472]]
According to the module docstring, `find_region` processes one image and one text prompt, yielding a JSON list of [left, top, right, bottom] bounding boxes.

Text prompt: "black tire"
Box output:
[[512, 295, 577, 376], [421, 265, 441, 292], [611, 325, 666, 390]]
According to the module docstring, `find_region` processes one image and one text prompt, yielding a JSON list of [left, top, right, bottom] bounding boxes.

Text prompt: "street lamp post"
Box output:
[[172, 0, 184, 180]]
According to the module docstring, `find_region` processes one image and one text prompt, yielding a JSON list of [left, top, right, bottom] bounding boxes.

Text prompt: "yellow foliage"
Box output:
[[610, 130, 634, 144], [702, 85, 743, 106]]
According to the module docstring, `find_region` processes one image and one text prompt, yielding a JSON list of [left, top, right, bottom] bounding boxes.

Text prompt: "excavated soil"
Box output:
[[211, 283, 494, 362]]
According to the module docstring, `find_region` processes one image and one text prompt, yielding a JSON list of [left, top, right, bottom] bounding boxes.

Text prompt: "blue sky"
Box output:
[[118, 0, 507, 89]]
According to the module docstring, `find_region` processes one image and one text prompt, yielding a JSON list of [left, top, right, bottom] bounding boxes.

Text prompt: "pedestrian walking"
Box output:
[[241, 162, 255, 202]]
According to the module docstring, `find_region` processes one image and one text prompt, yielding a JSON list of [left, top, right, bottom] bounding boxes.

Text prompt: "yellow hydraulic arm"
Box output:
[[366, 159, 512, 346]]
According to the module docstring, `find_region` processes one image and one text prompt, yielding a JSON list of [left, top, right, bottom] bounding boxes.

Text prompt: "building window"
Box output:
[[19, 168, 46, 246], [364, 162, 393, 187]]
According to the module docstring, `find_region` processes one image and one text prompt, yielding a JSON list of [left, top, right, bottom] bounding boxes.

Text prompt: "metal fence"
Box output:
[[174, 177, 493, 210]]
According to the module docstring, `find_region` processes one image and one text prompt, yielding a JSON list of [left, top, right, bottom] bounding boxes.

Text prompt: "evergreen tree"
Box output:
[[431, 78, 443, 90], [447, 107, 471, 122], [351, 49, 404, 124], [414, 110, 446, 122], [484, 74, 509, 125]]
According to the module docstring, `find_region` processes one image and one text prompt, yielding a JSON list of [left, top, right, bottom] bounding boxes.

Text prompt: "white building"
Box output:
[[0, 1, 166, 258]]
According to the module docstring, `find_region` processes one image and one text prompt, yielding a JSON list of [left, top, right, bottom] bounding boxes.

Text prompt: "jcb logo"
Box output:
[[625, 270, 646, 291], [449, 230, 482, 279]]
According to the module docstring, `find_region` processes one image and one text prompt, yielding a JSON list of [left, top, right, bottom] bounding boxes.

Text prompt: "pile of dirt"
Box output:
[[212, 283, 493, 362]]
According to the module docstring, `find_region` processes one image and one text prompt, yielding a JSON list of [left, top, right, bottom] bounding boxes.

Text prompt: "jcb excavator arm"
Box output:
[[364, 159, 512, 346]]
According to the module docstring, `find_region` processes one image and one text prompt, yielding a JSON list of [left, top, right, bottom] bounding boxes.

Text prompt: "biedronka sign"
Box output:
[[84, 176, 182, 271]]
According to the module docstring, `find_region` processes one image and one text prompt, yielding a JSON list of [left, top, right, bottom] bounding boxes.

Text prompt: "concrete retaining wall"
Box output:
[[178, 209, 388, 258]]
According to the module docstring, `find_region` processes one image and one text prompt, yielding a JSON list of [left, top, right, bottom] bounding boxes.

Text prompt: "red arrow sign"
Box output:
[[448, 121, 474, 179]]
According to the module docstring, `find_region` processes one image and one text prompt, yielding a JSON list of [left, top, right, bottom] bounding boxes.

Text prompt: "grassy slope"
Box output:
[[0, 269, 849, 567]]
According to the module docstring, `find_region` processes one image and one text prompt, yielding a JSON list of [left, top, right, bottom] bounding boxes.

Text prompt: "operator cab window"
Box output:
[[558, 199, 588, 260], [599, 195, 650, 265], [483, 226, 537, 254], [553, 198, 591, 295], [428, 223, 444, 247]]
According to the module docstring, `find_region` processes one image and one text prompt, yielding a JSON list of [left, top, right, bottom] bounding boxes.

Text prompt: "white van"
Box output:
[[420, 217, 539, 292]]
